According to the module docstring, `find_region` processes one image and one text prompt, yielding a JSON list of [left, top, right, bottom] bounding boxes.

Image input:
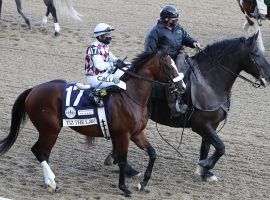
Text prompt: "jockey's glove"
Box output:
[[114, 59, 127, 69]]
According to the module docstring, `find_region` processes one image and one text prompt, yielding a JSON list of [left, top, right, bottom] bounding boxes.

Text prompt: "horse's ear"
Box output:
[[246, 31, 259, 46]]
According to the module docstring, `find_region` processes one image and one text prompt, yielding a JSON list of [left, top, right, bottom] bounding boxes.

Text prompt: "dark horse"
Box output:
[[237, 0, 270, 52], [0, 50, 183, 197], [148, 33, 270, 181], [0, 0, 81, 36]]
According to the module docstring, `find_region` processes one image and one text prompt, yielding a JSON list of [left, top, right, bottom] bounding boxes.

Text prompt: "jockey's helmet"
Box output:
[[93, 23, 115, 37], [160, 5, 180, 21]]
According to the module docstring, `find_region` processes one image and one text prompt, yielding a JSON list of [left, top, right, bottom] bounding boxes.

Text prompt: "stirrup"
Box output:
[[175, 99, 188, 114], [93, 96, 104, 107]]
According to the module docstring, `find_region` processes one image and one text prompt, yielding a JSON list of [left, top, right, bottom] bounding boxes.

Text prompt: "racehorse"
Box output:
[[0, 0, 81, 36], [0, 50, 183, 197], [148, 33, 270, 182], [237, 0, 270, 52]]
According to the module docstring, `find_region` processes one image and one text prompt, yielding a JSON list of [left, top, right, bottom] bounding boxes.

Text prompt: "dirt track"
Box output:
[[0, 0, 270, 199]]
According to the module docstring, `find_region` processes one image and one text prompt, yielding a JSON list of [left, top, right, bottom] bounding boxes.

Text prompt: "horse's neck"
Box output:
[[197, 59, 240, 97], [125, 71, 154, 106]]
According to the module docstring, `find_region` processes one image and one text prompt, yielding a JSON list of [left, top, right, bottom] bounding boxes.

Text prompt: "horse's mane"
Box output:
[[196, 37, 246, 61], [121, 50, 157, 81]]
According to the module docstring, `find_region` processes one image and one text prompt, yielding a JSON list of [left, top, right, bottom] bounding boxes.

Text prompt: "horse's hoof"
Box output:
[[120, 185, 133, 197], [43, 184, 60, 193], [47, 185, 55, 193], [104, 154, 113, 166], [197, 171, 218, 182], [125, 191, 133, 198], [195, 166, 218, 182], [137, 182, 145, 191], [55, 185, 61, 193], [26, 20, 31, 29]]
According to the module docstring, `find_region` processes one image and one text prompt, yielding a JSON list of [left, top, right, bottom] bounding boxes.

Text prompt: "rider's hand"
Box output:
[[114, 59, 127, 69]]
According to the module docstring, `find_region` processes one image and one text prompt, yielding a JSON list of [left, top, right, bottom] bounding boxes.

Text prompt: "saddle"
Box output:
[[62, 83, 115, 139]]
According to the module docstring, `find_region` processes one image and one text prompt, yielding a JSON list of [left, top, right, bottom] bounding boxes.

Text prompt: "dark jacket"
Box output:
[[144, 20, 197, 60]]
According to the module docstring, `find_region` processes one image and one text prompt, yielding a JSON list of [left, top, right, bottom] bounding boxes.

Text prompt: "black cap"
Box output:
[[160, 5, 180, 19]]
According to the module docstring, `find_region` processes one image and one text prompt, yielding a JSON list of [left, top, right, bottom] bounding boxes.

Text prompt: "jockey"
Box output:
[[144, 5, 201, 116], [85, 23, 127, 94], [255, 0, 268, 19]]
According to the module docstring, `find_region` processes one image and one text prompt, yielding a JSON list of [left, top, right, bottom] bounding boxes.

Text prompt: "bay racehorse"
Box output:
[[0, 0, 81, 36], [237, 0, 270, 52], [0, 50, 183, 197], [147, 33, 270, 182]]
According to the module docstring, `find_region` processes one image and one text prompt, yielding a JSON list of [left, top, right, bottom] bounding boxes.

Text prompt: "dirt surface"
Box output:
[[0, 0, 270, 199]]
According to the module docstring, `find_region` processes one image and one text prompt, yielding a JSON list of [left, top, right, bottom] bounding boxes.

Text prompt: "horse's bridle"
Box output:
[[116, 54, 181, 106], [248, 52, 267, 87], [117, 54, 181, 86], [199, 49, 265, 88]]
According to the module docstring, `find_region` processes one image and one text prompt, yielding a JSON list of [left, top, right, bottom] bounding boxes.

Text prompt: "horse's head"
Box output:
[[242, 32, 270, 86], [154, 49, 183, 89], [127, 49, 183, 91]]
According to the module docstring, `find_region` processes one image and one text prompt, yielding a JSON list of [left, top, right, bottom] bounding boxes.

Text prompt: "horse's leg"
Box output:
[[15, 0, 31, 28], [0, 0, 2, 19], [43, 0, 60, 36], [131, 131, 156, 191], [195, 138, 217, 181], [30, 122, 61, 192], [199, 138, 211, 161], [198, 126, 225, 170], [104, 140, 141, 177], [42, 7, 50, 24], [113, 136, 133, 197]]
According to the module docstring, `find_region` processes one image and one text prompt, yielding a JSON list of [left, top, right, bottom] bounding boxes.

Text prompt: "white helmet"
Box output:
[[93, 23, 115, 37]]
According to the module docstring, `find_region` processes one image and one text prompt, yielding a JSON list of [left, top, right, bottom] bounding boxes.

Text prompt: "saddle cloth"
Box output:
[[62, 83, 111, 139]]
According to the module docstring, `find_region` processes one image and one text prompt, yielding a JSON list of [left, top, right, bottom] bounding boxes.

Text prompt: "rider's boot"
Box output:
[[91, 86, 124, 107], [168, 85, 188, 117]]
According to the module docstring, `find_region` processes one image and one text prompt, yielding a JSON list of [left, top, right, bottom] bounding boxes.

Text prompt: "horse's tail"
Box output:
[[59, 0, 82, 21], [0, 88, 32, 156]]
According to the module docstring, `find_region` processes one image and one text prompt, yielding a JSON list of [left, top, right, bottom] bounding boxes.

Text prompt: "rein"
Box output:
[[198, 49, 262, 88], [118, 55, 178, 106], [118, 67, 164, 84]]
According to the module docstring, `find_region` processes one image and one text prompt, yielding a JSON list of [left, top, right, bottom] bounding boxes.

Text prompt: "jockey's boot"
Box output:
[[91, 86, 123, 107], [90, 89, 107, 107]]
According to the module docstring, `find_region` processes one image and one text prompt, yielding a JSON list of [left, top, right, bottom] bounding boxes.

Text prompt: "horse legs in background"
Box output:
[[194, 123, 224, 182], [15, 0, 31, 28], [43, 0, 60, 36], [243, 19, 265, 52]]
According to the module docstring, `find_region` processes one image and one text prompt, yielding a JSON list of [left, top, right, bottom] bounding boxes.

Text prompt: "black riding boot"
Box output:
[[168, 90, 187, 117]]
